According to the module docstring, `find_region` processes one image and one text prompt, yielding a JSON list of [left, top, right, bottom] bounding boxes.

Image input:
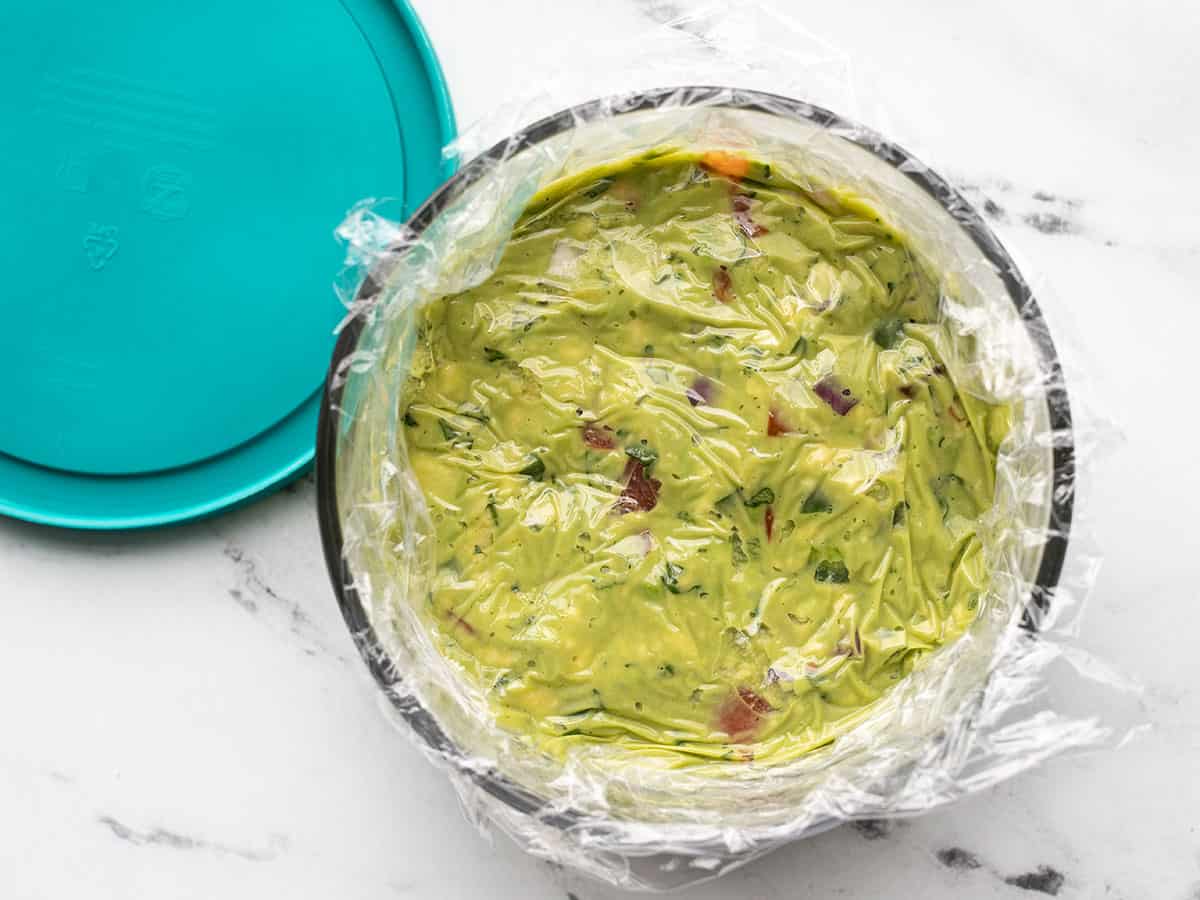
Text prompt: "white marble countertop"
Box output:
[[4, 1, 1199, 897]]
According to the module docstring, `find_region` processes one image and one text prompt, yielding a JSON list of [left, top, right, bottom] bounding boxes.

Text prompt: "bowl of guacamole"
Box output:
[[317, 87, 1073, 875]]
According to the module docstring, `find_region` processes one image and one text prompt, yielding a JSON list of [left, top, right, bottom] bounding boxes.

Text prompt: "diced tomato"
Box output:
[[738, 686, 772, 714], [732, 193, 768, 238], [716, 695, 757, 740], [615, 459, 662, 513], [712, 266, 734, 303], [700, 150, 750, 180], [582, 423, 616, 449], [764, 506, 774, 542], [767, 407, 791, 436], [715, 686, 772, 741]]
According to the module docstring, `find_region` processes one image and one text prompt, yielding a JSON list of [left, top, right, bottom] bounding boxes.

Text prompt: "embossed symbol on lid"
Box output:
[[141, 164, 191, 220], [83, 223, 120, 270]]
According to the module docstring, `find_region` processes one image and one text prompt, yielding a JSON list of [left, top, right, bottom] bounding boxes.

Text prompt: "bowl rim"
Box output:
[[315, 84, 1076, 828]]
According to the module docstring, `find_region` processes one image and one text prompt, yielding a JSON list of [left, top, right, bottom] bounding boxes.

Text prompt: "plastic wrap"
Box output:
[[317, 5, 1133, 891]]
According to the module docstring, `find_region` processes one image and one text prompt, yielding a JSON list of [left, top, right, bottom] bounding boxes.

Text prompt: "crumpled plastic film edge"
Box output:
[[327, 2, 1137, 891]]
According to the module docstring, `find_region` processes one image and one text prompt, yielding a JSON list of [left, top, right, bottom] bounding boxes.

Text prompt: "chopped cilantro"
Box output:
[[662, 561, 684, 594], [458, 403, 489, 423], [439, 419, 473, 448], [625, 443, 658, 468], [715, 492, 739, 516], [518, 456, 546, 481], [801, 490, 833, 514], [582, 178, 613, 199], [744, 487, 775, 507], [731, 527, 748, 566], [873, 318, 905, 349], [814, 560, 850, 583]]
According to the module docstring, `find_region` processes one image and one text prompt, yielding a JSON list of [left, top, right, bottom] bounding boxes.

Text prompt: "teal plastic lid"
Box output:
[[0, 0, 455, 528]]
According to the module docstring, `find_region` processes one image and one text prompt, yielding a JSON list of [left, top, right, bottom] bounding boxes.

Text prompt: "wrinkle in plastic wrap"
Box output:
[[322, 5, 1134, 891]]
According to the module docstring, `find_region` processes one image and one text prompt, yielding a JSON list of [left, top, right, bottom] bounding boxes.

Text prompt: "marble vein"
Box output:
[[221, 541, 346, 662], [926, 837, 1069, 896], [850, 818, 898, 840], [949, 174, 1092, 239], [97, 815, 288, 863], [1004, 865, 1067, 895]]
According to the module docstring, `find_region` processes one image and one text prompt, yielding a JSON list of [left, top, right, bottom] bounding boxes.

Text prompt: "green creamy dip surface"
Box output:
[[401, 150, 1009, 765]]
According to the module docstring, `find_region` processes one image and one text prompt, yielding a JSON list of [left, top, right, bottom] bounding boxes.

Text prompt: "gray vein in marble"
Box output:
[[97, 815, 287, 863], [1032, 191, 1080, 208], [847, 817, 1073, 896], [1023, 212, 1076, 236], [950, 175, 1096, 243], [222, 542, 346, 662], [935, 847, 982, 870], [224, 544, 307, 625], [1004, 865, 1066, 895], [850, 818, 898, 840], [980, 196, 1008, 222], [928, 841, 1071, 896], [631, 0, 681, 24]]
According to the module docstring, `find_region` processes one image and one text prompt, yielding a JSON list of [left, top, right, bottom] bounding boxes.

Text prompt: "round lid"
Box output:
[[0, 0, 454, 526]]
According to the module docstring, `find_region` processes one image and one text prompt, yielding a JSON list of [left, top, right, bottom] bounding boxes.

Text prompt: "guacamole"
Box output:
[[399, 150, 1008, 764]]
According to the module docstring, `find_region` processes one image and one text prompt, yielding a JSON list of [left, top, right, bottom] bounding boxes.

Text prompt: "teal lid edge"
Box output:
[[391, 0, 458, 178], [0, 448, 313, 532]]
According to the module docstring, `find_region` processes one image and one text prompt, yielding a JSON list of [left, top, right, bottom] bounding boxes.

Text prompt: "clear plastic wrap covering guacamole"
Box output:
[[321, 7, 1131, 892], [402, 150, 1009, 765]]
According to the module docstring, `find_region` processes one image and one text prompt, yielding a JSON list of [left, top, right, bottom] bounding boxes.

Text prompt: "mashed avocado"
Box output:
[[400, 150, 1008, 764]]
